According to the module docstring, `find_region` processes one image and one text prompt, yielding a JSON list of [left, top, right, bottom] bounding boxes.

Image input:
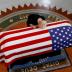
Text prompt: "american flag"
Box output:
[[0, 20, 72, 66]]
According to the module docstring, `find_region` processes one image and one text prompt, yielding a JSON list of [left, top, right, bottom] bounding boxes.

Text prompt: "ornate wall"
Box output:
[[0, 4, 72, 31]]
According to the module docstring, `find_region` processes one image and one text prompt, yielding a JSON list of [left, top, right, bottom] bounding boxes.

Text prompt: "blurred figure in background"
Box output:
[[27, 14, 47, 29]]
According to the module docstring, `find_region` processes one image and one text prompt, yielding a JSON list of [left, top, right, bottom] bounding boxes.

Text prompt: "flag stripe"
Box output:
[[47, 20, 70, 26], [5, 47, 52, 63], [47, 23, 71, 29], [0, 58, 5, 62], [1, 30, 48, 46], [1, 28, 42, 43], [0, 27, 33, 39], [5, 44, 52, 59], [0, 52, 4, 57], [3, 37, 52, 53], [4, 40, 52, 56], [1, 32, 50, 49], [6, 49, 52, 66]]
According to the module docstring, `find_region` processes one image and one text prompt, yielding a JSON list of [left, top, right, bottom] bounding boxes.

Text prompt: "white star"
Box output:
[[60, 39, 63, 41], [69, 43, 72, 45], [66, 46, 68, 47], [56, 37, 59, 39], [59, 33, 61, 36], [64, 44, 66, 46], [66, 37, 69, 40], [63, 35, 65, 38], [53, 35, 55, 37], [60, 47, 63, 49], [67, 29, 70, 31], [64, 41, 66, 42], [54, 40, 56, 43], [65, 32, 67, 34], [57, 46, 60, 48], [68, 27, 70, 29], [57, 29, 59, 31], [63, 27, 65, 29], [55, 32, 57, 34], [67, 42, 69, 44], [69, 34, 71, 37], [58, 42, 60, 44], [70, 39, 72, 41], [61, 43, 63, 45], [61, 30, 64, 33], [51, 30, 53, 32], [54, 48, 56, 51], [54, 45, 56, 47]]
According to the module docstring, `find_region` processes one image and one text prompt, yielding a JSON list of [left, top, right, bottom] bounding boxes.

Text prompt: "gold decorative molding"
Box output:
[[0, 4, 72, 20]]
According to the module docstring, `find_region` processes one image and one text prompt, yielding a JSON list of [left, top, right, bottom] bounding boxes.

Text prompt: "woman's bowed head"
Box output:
[[27, 14, 47, 29]]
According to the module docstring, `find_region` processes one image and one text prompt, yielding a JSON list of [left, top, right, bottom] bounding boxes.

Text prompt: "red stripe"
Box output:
[[0, 55, 5, 62], [0, 50, 4, 57], [5, 44, 52, 59], [0, 27, 33, 39], [6, 49, 53, 67], [0, 48, 4, 62], [2, 37, 51, 52], [0, 50, 2, 53], [47, 20, 70, 26], [1, 30, 48, 46]]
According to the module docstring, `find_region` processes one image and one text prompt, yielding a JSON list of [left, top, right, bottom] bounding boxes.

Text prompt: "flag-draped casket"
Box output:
[[0, 20, 72, 67]]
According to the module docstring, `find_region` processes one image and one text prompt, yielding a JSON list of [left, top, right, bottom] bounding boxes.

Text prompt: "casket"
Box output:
[[0, 20, 72, 66]]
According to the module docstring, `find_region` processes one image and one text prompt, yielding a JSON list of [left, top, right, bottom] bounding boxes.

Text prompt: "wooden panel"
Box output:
[[52, 47, 72, 72], [0, 62, 8, 72], [0, 28, 3, 32], [66, 47, 72, 63], [52, 66, 72, 72], [0, 47, 72, 72], [5, 22, 27, 31]]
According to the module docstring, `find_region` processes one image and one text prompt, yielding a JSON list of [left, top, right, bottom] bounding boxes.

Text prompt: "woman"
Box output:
[[27, 14, 47, 28]]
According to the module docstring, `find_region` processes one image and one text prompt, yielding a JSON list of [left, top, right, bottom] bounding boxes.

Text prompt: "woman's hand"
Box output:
[[38, 18, 47, 29]]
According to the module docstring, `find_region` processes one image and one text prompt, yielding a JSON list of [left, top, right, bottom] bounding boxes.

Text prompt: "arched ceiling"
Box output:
[[0, 0, 72, 14], [0, 0, 72, 31]]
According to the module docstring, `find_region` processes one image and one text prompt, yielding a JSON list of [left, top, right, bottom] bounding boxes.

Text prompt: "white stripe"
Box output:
[[0, 27, 31, 34], [1, 32, 50, 49], [0, 28, 47, 43], [0, 52, 4, 57], [1, 22, 71, 42], [0, 58, 5, 62], [46, 20, 70, 25], [5, 47, 52, 63], [47, 23, 71, 30], [4, 40, 52, 56], [0, 32, 3, 36]]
